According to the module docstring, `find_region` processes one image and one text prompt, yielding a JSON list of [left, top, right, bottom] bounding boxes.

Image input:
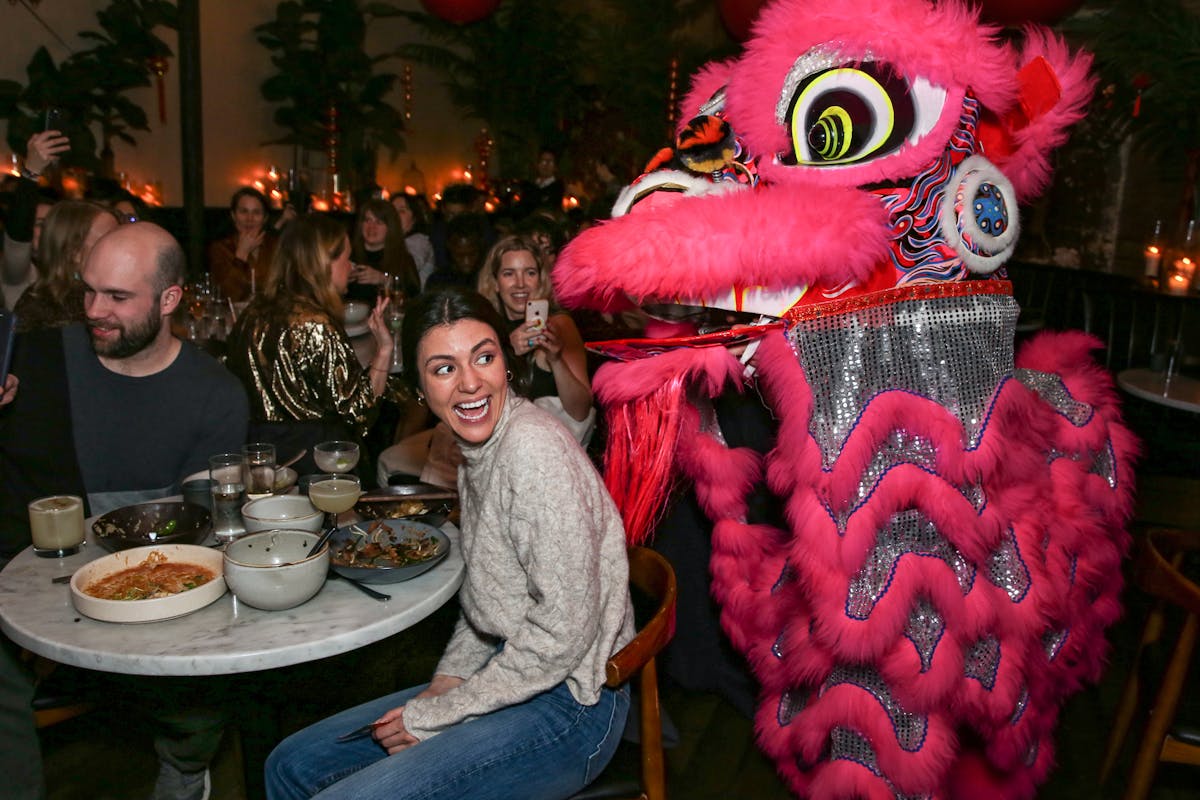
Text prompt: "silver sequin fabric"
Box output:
[[788, 292, 1017, 468]]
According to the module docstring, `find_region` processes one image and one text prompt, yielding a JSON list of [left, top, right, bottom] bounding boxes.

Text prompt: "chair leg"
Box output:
[[1123, 612, 1199, 800], [1100, 602, 1168, 784], [639, 658, 666, 800]]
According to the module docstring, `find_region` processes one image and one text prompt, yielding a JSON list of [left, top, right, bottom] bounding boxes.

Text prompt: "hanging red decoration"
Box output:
[[717, 0, 768, 42], [666, 56, 679, 137], [973, 0, 1084, 26], [147, 55, 169, 124], [418, 0, 501, 25]]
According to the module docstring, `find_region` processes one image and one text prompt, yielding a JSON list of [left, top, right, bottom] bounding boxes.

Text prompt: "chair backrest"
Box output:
[[606, 547, 677, 687]]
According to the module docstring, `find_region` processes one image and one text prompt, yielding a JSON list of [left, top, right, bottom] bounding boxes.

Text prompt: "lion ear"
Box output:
[[980, 29, 1095, 202]]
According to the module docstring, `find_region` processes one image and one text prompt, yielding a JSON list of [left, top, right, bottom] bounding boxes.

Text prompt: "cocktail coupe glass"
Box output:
[[307, 473, 362, 533], [314, 440, 360, 474]]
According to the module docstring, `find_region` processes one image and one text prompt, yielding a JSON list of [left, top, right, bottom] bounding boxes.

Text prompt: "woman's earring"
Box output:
[[506, 370, 513, 383], [416, 393, 425, 405]]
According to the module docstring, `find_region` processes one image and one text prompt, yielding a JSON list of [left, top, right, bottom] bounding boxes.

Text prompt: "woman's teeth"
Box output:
[[455, 397, 489, 421]]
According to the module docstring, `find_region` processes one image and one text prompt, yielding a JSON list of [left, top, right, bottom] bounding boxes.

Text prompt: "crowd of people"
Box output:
[[0, 129, 639, 800]]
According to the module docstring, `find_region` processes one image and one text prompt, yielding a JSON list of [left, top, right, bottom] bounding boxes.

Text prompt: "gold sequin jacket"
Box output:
[[226, 296, 392, 436]]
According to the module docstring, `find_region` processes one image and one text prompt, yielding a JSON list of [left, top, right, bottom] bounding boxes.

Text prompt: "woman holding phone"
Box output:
[[266, 287, 633, 800], [476, 235, 592, 432]]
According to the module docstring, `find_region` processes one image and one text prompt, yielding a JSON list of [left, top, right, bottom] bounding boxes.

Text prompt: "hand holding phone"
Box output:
[[525, 299, 549, 333]]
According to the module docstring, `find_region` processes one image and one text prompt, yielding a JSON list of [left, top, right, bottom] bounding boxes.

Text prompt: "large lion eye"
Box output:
[[781, 62, 923, 167]]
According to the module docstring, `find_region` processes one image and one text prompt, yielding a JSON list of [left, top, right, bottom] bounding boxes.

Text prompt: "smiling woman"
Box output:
[[264, 286, 634, 800]]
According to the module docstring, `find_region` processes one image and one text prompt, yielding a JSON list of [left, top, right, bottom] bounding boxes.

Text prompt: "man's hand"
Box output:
[[0, 374, 18, 407], [25, 131, 69, 176]]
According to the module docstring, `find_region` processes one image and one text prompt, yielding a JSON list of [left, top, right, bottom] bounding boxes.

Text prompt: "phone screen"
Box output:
[[0, 310, 16, 393]]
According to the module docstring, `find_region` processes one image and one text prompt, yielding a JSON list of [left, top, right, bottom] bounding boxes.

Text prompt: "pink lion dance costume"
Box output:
[[555, 0, 1137, 797]]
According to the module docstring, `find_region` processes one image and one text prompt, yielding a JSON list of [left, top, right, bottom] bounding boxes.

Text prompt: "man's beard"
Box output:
[[89, 308, 161, 359]]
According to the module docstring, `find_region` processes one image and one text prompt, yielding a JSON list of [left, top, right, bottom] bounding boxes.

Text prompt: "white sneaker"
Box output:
[[150, 762, 211, 800]]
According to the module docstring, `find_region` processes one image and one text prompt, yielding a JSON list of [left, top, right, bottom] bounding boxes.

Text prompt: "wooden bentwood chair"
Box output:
[[1099, 527, 1200, 799], [572, 546, 677, 800]]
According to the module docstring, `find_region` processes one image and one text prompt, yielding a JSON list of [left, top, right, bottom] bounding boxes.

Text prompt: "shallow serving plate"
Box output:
[[92, 501, 211, 552], [327, 520, 450, 585], [70, 544, 227, 624], [355, 484, 458, 522]]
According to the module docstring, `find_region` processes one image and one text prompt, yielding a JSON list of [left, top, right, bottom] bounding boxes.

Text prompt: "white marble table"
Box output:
[[1117, 367, 1200, 414], [0, 523, 463, 677]]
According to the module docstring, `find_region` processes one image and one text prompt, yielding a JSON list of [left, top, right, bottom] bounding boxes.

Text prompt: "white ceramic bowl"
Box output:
[[242, 495, 323, 533], [343, 301, 370, 326], [222, 529, 329, 611], [70, 544, 226, 623]]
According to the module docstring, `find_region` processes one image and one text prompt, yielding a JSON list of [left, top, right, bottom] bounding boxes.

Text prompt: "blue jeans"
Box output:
[[265, 681, 629, 800]]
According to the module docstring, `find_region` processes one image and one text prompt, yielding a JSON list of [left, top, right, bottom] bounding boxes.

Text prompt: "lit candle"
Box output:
[[1166, 257, 1194, 295], [1144, 244, 1162, 278]]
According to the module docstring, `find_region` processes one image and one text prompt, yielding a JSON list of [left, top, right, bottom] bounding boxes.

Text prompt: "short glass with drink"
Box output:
[[209, 452, 246, 543], [242, 442, 277, 501], [28, 495, 85, 558]]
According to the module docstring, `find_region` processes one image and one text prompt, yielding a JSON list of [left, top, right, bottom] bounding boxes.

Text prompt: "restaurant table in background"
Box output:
[[0, 514, 464, 797], [1117, 367, 1200, 414]]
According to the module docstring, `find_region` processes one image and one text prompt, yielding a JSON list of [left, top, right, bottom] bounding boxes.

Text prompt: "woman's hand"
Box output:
[[352, 264, 387, 286], [538, 319, 565, 363], [274, 204, 298, 231], [371, 706, 420, 755], [25, 131, 69, 175], [367, 294, 393, 353], [235, 229, 265, 261], [509, 320, 545, 357]]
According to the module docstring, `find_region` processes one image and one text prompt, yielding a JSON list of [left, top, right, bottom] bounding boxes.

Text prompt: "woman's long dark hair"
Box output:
[[401, 286, 531, 396]]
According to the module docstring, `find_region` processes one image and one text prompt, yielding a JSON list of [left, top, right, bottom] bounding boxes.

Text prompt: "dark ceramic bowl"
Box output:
[[327, 519, 450, 585], [92, 501, 212, 552]]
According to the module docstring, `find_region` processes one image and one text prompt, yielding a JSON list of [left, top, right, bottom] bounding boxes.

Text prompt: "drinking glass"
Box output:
[[28, 495, 85, 558], [385, 305, 404, 372], [242, 442, 277, 500], [314, 441, 360, 474], [307, 473, 362, 531], [209, 452, 246, 543]]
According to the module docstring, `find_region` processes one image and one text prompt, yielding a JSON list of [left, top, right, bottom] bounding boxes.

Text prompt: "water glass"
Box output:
[[29, 495, 85, 558], [209, 452, 246, 543], [242, 442, 277, 500]]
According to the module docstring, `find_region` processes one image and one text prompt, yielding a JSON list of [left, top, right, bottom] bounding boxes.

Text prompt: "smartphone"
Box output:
[[525, 299, 549, 332], [0, 310, 16, 399], [44, 107, 68, 132]]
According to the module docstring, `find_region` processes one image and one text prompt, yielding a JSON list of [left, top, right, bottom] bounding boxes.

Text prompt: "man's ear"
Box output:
[[160, 284, 183, 316]]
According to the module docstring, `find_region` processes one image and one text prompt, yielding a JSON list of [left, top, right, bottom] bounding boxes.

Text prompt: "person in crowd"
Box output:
[[0, 221, 249, 800], [477, 234, 593, 437], [86, 178, 149, 224], [391, 192, 435, 289], [348, 198, 420, 305], [265, 286, 633, 800], [518, 210, 569, 265], [426, 213, 488, 289], [12, 201, 120, 333], [207, 187, 284, 302], [429, 183, 490, 271], [0, 373, 15, 405], [3, 131, 67, 309], [225, 213, 399, 477], [518, 147, 565, 219]]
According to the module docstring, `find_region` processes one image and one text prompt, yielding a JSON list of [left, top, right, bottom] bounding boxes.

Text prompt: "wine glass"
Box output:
[[314, 440, 360, 474], [307, 473, 362, 531], [385, 305, 404, 372]]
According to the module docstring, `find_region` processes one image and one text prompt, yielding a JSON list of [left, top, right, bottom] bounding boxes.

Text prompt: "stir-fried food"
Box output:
[[356, 499, 429, 520], [85, 550, 217, 601], [332, 521, 443, 568]]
